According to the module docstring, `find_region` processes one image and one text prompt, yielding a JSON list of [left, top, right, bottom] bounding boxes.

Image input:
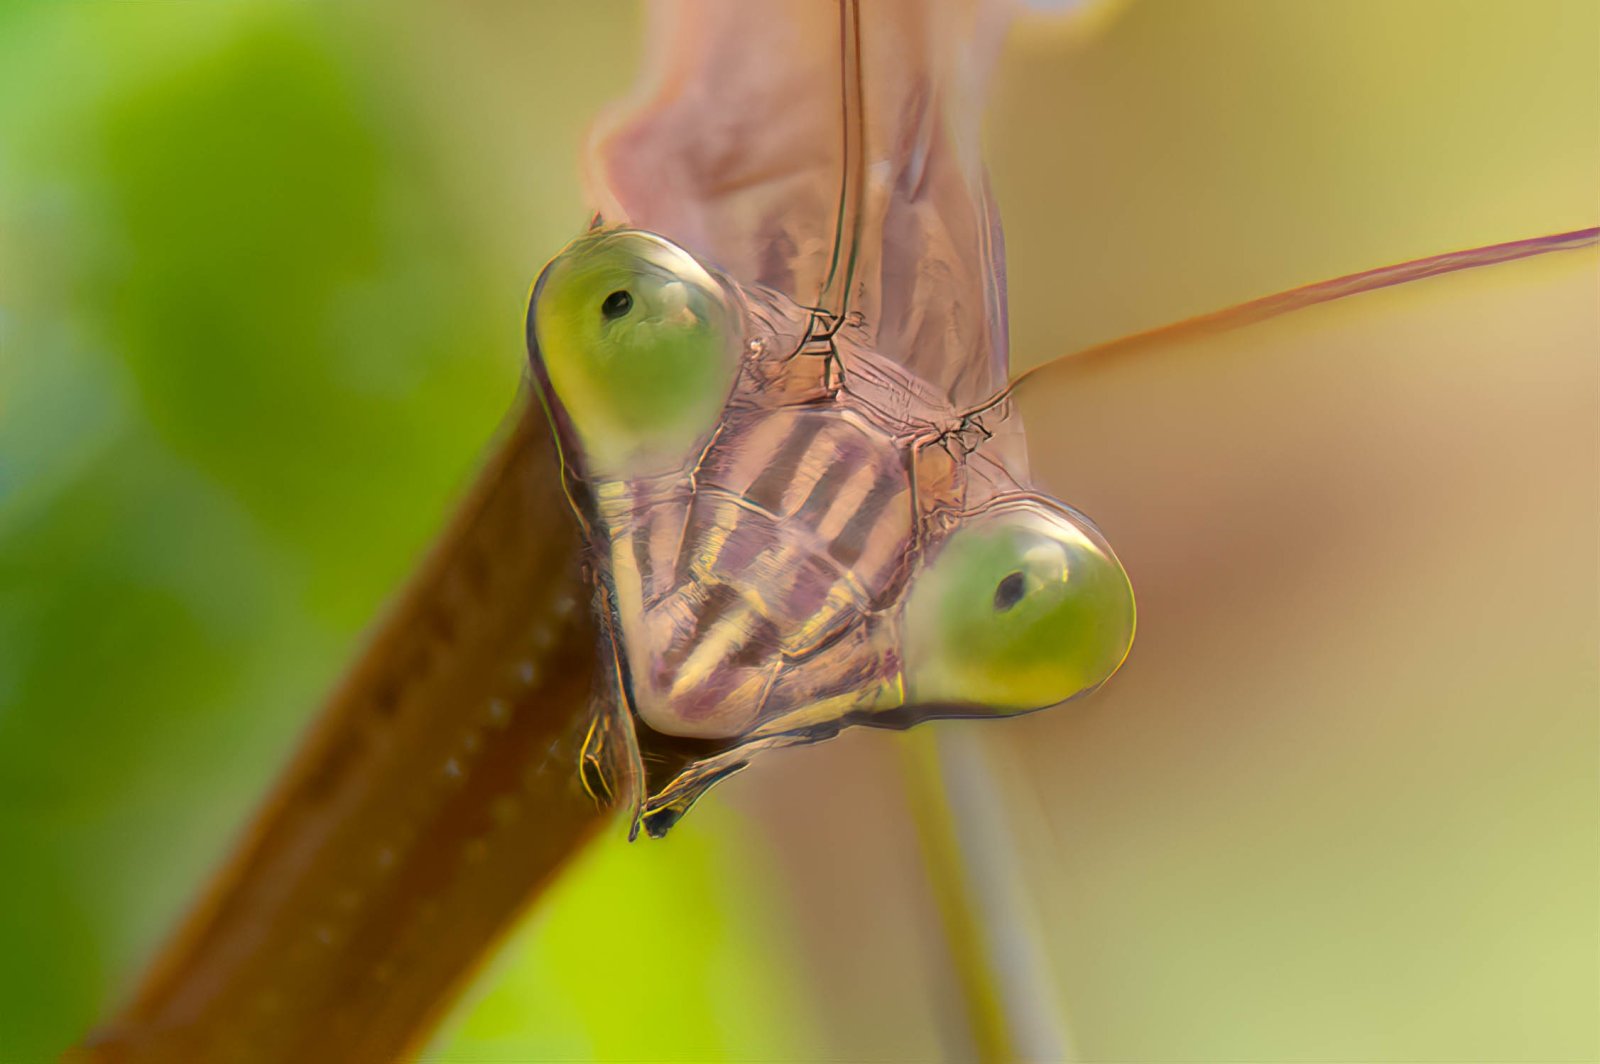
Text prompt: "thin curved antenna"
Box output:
[[816, 0, 865, 323], [968, 225, 1600, 418]]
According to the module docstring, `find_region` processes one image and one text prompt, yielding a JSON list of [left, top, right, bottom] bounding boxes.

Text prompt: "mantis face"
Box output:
[[530, 229, 1134, 834]]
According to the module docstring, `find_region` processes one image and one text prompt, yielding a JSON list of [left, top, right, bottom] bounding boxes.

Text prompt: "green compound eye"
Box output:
[[531, 230, 741, 475], [902, 500, 1135, 713]]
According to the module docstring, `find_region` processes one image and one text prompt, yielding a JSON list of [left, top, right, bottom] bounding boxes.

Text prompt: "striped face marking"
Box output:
[[623, 409, 913, 740], [529, 229, 1133, 831]]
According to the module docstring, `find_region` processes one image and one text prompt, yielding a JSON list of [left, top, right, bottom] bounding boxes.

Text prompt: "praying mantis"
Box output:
[[48, 1, 1596, 1060]]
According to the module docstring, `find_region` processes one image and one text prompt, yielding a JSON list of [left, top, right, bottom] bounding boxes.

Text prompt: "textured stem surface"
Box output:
[[77, 402, 604, 1064]]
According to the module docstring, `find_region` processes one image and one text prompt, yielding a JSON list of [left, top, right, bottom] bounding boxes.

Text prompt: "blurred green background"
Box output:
[[1, 1, 1595, 1061]]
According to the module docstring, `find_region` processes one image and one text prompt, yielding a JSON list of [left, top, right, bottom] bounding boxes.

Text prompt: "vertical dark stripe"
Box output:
[[627, 491, 655, 599], [711, 509, 768, 577], [672, 616, 782, 725], [828, 472, 898, 568], [674, 495, 726, 588], [661, 582, 742, 673], [793, 451, 859, 526], [727, 615, 781, 671], [743, 419, 827, 513]]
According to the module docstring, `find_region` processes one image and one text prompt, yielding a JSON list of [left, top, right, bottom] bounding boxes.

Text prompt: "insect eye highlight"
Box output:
[[993, 570, 1027, 612], [601, 289, 633, 320]]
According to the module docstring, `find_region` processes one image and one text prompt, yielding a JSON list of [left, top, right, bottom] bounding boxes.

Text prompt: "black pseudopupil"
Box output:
[[993, 571, 1027, 612], [601, 289, 633, 320]]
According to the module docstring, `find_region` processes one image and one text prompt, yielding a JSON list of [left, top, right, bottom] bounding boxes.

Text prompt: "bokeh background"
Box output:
[[2, 1, 1595, 1060]]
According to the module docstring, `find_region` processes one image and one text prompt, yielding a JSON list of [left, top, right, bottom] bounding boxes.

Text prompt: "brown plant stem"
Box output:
[[74, 398, 606, 1064]]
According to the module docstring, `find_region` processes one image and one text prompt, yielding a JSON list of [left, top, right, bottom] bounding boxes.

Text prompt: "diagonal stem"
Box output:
[[74, 399, 607, 1064]]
